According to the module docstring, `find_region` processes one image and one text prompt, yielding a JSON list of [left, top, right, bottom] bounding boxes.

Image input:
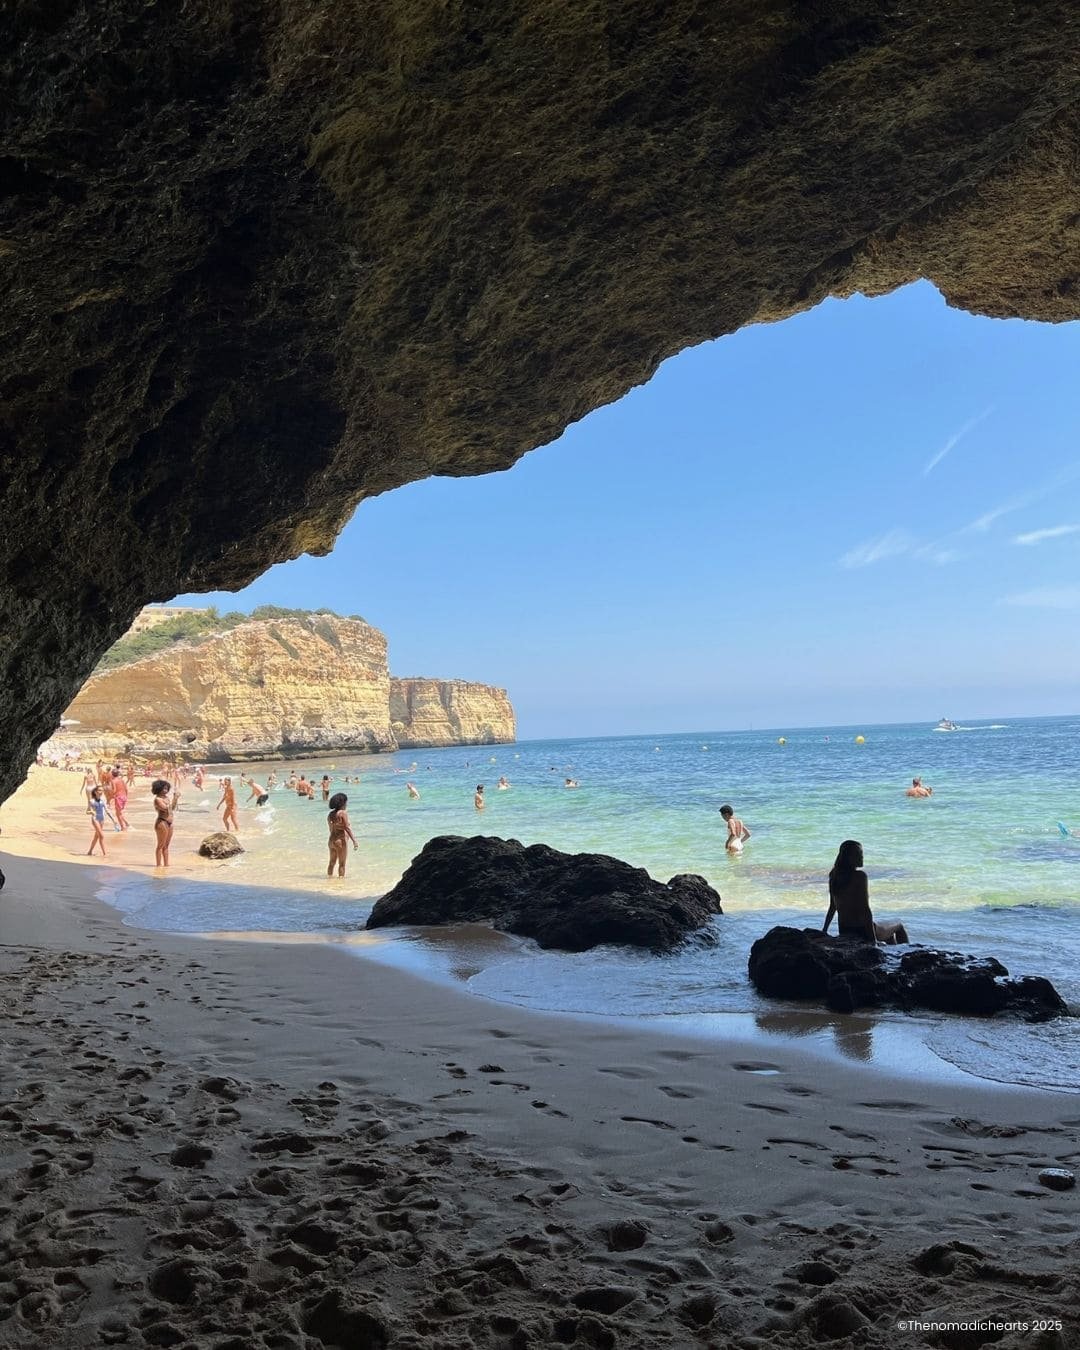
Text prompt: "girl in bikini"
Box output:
[[823, 840, 909, 944], [326, 792, 358, 878], [152, 779, 173, 867]]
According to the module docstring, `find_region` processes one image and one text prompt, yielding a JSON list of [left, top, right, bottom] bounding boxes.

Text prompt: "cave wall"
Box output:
[[2, 1, 1079, 801]]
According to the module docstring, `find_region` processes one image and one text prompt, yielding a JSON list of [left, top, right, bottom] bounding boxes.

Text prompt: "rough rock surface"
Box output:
[[3, 4, 1080, 800], [198, 832, 244, 860], [366, 836, 722, 952], [390, 678, 515, 750], [61, 616, 513, 759], [748, 926, 1068, 1021]]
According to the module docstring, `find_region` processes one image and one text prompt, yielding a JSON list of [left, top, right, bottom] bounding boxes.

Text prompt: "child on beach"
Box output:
[[326, 792, 358, 878], [719, 804, 751, 853], [152, 779, 173, 867], [86, 787, 115, 855]]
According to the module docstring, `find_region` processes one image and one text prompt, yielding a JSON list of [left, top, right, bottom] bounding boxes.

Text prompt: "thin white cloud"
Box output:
[[1001, 587, 1080, 610], [962, 498, 1026, 534], [962, 461, 1080, 536], [923, 407, 994, 477], [914, 544, 961, 566], [840, 529, 916, 568], [1013, 524, 1080, 546]]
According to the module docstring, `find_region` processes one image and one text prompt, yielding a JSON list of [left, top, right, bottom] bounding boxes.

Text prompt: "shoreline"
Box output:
[[4, 766, 1077, 1096], [2, 776, 1079, 1344]]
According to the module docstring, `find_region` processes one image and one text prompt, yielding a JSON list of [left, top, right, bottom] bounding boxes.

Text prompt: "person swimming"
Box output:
[[719, 803, 751, 854], [823, 840, 908, 944], [905, 777, 933, 797], [406, 782, 421, 800], [326, 791, 358, 878], [497, 776, 510, 790]]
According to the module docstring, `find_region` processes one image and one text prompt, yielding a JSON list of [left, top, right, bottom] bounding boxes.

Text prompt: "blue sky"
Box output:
[[177, 282, 1080, 739]]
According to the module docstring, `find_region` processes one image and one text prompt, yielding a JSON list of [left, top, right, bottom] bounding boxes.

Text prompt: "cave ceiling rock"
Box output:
[[2, 1, 1079, 801]]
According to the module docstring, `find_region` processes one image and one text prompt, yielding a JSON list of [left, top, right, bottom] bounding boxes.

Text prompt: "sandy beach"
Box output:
[[1, 769, 1078, 1347]]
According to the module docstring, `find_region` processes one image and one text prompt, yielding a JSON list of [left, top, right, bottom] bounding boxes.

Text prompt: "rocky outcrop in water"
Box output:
[[62, 616, 513, 760], [3, 4, 1080, 800], [198, 833, 244, 860], [366, 835, 723, 953], [748, 926, 1068, 1021]]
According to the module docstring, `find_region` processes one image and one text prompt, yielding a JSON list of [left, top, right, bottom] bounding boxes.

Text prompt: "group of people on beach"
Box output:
[[73, 754, 926, 948]]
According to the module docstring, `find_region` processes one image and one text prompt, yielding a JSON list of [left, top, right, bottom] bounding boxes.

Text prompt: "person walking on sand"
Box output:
[[86, 787, 115, 855], [81, 768, 97, 807], [152, 779, 173, 867], [111, 769, 129, 830], [247, 778, 269, 806], [218, 777, 239, 832], [719, 803, 751, 854], [474, 784, 485, 810], [326, 792, 358, 878], [905, 777, 933, 798], [406, 781, 421, 800], [125, 762, 136, 787], [823, 840, 909, 945]]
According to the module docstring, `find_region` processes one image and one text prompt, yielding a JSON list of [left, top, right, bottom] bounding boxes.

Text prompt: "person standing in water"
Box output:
[[406, 782, 421, 800], [247, 778, 269, 806], [218, 777, 239, 832], [86, 787, 114, 855], [151, 779, 173, 867], [905, 777, 933, 798], [474, 784, 485, 810], [823, 840, 909, 944], [320, 774, 332, 802], [326, 791, 358, 878], [110, 768, 129, 830], [719, 804, 751, 853]]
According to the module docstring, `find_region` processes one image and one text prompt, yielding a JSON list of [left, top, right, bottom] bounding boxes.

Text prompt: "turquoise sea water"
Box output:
[[103, 715, 1080, 1089]]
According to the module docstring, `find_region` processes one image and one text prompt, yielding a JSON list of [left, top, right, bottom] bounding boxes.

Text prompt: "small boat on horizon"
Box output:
[[935, 717, 958, 732]]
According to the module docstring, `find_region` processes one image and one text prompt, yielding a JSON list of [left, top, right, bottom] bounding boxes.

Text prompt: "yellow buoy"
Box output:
[[855, 735, 865, 744], [778, 737, 787, 745]]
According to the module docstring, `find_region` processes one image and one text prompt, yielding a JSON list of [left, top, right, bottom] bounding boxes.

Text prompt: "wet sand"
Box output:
[[1, 770, 1078, 1346]]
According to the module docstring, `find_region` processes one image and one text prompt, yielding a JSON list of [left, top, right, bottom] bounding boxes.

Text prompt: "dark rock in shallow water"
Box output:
[[198, 832, 244, 860], [366, 836, 722, 952], [748, 926, 1067, 1021]]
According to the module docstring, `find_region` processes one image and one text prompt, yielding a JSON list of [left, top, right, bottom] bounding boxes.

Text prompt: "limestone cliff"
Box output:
[[390, 679, 515, 750], [62, 616, 514, 761]]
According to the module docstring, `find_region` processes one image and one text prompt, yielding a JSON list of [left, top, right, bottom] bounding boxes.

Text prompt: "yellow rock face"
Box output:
[[390, 678, 516, 750], [63, 617, 513, 760]]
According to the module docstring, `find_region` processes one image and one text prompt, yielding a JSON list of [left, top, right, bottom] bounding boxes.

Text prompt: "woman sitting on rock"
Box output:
[[823, 840, 908, 944]]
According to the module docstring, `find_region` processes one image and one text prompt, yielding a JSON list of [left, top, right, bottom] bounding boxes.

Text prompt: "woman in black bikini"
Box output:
[[152, 778, 173, 868], [823, 840, 909, 944], [326, 791, 358, 878]]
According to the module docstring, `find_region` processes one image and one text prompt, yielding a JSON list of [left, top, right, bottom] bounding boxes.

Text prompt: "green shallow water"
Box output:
[[102, 715, 1080, 1090]]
